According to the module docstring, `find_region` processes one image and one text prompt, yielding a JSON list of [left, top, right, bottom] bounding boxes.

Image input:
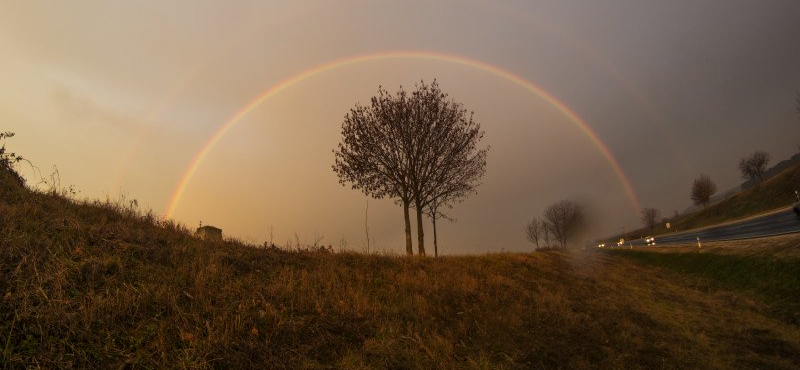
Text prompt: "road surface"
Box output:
[[622, 208, 800, 247]]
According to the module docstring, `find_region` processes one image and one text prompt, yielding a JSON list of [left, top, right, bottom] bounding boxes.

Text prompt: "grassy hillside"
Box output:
[[618, 162, 800, 241], [3, 166, 800, 369], [611, 235, 800, 324]]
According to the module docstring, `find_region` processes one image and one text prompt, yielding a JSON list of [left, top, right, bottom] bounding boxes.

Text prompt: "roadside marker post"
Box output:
[[696, 237, 701, 249]]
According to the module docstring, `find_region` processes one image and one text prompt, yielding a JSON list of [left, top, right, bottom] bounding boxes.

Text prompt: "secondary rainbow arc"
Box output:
[[165, 51, 641, 218]]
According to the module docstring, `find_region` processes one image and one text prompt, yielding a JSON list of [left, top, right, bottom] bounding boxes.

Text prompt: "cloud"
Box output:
[[49, 84, 155, 138]]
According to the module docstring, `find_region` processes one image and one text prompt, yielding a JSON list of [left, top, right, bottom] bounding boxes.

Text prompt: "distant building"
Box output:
[[196, 225, 222, 241]]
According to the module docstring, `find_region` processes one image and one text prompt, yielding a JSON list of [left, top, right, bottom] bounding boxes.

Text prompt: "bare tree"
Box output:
[[364, 199, 370, 253], [543, 199, 585, 250], [410, 80, 488, 256], [542, 223, 552, 249], [691, 173, 717, 208], [795, 91, 799, 149], [333, 81, 487, 256], [333, 85, 416, 255], [525, 217, 544, 250], [796, 90, 800, 121], [423, 159, 485, 258], [640, 207, 661, 232], [738, 150, 771, 186], [424, 197, 459, 258]]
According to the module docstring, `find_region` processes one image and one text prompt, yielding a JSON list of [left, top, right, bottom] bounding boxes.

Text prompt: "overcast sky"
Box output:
[[2, 0, 799, 253]]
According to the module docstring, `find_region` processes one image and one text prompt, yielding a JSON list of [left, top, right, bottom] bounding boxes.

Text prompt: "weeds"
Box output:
[[2, 137, 800, 368]]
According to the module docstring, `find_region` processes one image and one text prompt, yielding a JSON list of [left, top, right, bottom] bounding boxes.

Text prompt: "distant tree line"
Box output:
[[598, 93, 800, 244], [333, 80, 488, 257], [686, 149, 773, 211], [525, 199, 584, 250], [634, 147, 778, 238]]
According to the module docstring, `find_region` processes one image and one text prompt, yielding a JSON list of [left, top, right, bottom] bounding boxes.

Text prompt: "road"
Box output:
[[622, 207, 800, 247]]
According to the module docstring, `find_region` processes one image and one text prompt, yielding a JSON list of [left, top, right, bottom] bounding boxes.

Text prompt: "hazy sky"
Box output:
[[3, 1, 799, 253]]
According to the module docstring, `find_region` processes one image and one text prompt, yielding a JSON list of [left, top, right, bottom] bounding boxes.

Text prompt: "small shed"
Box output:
[[196, 225, 222, 241]]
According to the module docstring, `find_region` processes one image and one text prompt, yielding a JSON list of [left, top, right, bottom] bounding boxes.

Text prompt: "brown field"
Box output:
[[2, 169, 800, 369]]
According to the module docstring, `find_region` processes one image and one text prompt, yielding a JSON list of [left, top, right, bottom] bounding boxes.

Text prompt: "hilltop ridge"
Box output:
[[2, 165, 800, 369], [614, 161, 800, 243]]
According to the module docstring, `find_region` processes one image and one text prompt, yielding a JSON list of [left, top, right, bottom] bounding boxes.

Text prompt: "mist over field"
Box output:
[[3, 2, 800, 368], [2, 0, 799, 251]]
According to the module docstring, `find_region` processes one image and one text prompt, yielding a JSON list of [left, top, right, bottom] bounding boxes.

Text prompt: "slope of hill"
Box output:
[[674, 161, 800, 232], [2, 166, 800, 369], [612, 234, 800, 324], [681, 152, 800, 215], [741, 152, 800, 190], [617, 162, 800, 242]]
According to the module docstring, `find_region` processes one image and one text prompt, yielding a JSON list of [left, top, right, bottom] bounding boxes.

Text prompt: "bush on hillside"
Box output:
[[0, 132, 27, 196]]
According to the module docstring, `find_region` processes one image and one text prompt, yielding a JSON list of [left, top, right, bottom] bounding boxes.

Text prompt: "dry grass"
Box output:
[[611, 234, 800, 326], [2, 168, 800, 369]]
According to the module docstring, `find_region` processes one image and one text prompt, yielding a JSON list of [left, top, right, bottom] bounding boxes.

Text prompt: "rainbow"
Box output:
[[165, 51, 641, 218]]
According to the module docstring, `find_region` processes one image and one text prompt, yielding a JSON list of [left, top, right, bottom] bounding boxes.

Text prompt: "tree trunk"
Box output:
[[403, 200, 413, 255], [365, 199, 370, 253], [415, 199, 426, 256], [433, 213, 438, 258], [543, 230, 549, 249]]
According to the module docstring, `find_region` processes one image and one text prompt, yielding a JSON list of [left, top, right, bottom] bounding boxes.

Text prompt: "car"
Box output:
[[793, 190, 800, 217], [644, 236, 656, 246]]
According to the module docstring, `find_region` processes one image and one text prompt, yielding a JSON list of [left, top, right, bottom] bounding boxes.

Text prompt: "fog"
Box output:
[[2, 0, 799, 253]]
